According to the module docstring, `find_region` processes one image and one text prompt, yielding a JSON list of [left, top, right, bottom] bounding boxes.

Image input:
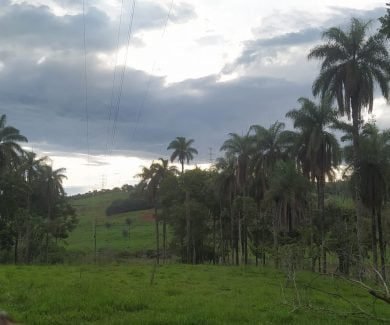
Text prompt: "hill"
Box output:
[[65, 191, 156, 261]]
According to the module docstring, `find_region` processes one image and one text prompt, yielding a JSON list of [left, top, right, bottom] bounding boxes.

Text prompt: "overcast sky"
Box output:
[[0, 0, 388, 194]]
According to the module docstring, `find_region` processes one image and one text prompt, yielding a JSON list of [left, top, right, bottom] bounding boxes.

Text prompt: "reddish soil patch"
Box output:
[[141, 213, 155, 222]]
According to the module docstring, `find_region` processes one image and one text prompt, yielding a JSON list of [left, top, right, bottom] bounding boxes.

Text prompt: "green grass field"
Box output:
[[1, 193, 389, 324], [1, 263, 389, 324], [66, 192, 156, 259]]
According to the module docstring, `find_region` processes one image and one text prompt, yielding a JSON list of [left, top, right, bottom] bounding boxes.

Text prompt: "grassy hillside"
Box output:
[[1, 264, 389, 324], [66, 192, 156, 259]]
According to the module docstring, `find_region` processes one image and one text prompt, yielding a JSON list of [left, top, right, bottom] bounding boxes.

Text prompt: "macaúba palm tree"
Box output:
[[137, 158, 177, 264], [220, 132, 253, 196], [344, 123, 390, 279], [250, 121, 291, 181], [308, 18, 390, 263], [167, 137, 198, 174], [39, 165, 67, 263], [0, 114, 27, 172], [220, 132, 254, 264], [286, 97, 341, 272], [264, 160, 310, 267]]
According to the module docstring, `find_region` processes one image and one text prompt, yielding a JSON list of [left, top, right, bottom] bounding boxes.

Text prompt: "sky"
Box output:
[[0, 0, 388, 194]]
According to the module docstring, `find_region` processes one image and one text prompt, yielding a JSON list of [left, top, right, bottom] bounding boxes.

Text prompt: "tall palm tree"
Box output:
[[286, 97, 341, 272], [220, 132, 254, 264], [0, 114, 27, 172], [215, 153, 237, 263], [264, 160, 310, 267], [39, 165, 67, 263], [137, 159, 177, 264], [220, 132, 253, 195], [308, 18, 390, 263], [167, 137, 198, 174], [250, 121, 290, 181], [344, 123, 390, 279], [19, 152, 47, 263]]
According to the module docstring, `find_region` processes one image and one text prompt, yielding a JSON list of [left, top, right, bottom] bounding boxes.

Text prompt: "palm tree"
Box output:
[[39, 165, 67, 263], [250, 121, 291, 180], [137, 159, 177, 264], [0, 114, 27, 172], [220, 132, 253, 195], [286, 97, 341, 272], [220, 132, 253, 264], [264, 160, 310, 267], [308, 18, 390, 263], [215, 153, 237, 263], [19, 152, 47, 263], [344, 123, 390, 279], [167, 137, 198, 174]]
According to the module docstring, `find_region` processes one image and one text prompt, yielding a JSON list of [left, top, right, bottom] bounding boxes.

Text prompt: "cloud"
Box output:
[[0, 0, 196, 53], [0, 46, 311, 163], [1, 1, 388, 171], [223, 6, 386, 77]]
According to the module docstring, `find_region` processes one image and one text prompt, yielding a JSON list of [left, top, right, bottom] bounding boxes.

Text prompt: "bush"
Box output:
[[105, 198, 152, 216]]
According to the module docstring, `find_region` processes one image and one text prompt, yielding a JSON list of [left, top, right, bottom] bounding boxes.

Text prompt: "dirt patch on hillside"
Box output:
[[142, 213, 155, 222]]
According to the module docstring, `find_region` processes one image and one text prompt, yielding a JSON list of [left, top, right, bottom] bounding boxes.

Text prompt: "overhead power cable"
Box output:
[[105, 0, 125, 155], [109, 0, 137, 155], [130, 0, 175, 142], [82, 0, 90, 165]]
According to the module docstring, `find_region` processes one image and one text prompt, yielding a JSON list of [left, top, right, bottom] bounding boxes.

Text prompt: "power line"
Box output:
[[109, 0, 136, 154], [82, 0, 90, 165], [105, 0, 125, 155], [130, 0, 174, 142]]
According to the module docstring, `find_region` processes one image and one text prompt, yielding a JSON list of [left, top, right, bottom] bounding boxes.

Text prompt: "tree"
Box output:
[[0, 114, 27, 173], [379, 3, 390, 38], [167, 137, 198, 174], [286, 97, 341, 272], [308, 18, 390, 265], [345, 123, 390, 279], [37, 165, 67, 263], [137, 159, 177, 264], [250, 121, 290, 178], [220, 132, 253, 264], [264, 161, 311, 267]]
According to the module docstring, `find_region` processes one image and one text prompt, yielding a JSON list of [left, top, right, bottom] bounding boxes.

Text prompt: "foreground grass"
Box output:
[[67, 193, 155, 256], [0, 264, 389, 324]]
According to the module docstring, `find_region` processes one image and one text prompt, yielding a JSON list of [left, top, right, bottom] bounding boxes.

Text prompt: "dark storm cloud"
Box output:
[[0, 0, 196, 52], [224, 6, 386, 74], [0, 49, 310, 162]]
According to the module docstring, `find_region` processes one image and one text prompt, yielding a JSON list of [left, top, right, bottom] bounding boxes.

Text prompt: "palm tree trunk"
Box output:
[[154, 206, 160, 265], [352, 106, 364, 274], [185, 191, 190, 263], [371, 207, 378, 281], [377, 209, 386, 280], [163, 217, 167, 263], [14, 233, 18, 265], [219, 201, 225, 264], [237, 211, 242, 265], [26, 192, 32, 264], [273, 204, 279, 268], [318, 176, 326, 273], [212, 211, 216, 264]]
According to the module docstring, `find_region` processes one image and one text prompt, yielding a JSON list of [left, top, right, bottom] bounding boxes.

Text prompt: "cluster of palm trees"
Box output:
[[137, 18, 390, 277], [0, 114, 76, 263]]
